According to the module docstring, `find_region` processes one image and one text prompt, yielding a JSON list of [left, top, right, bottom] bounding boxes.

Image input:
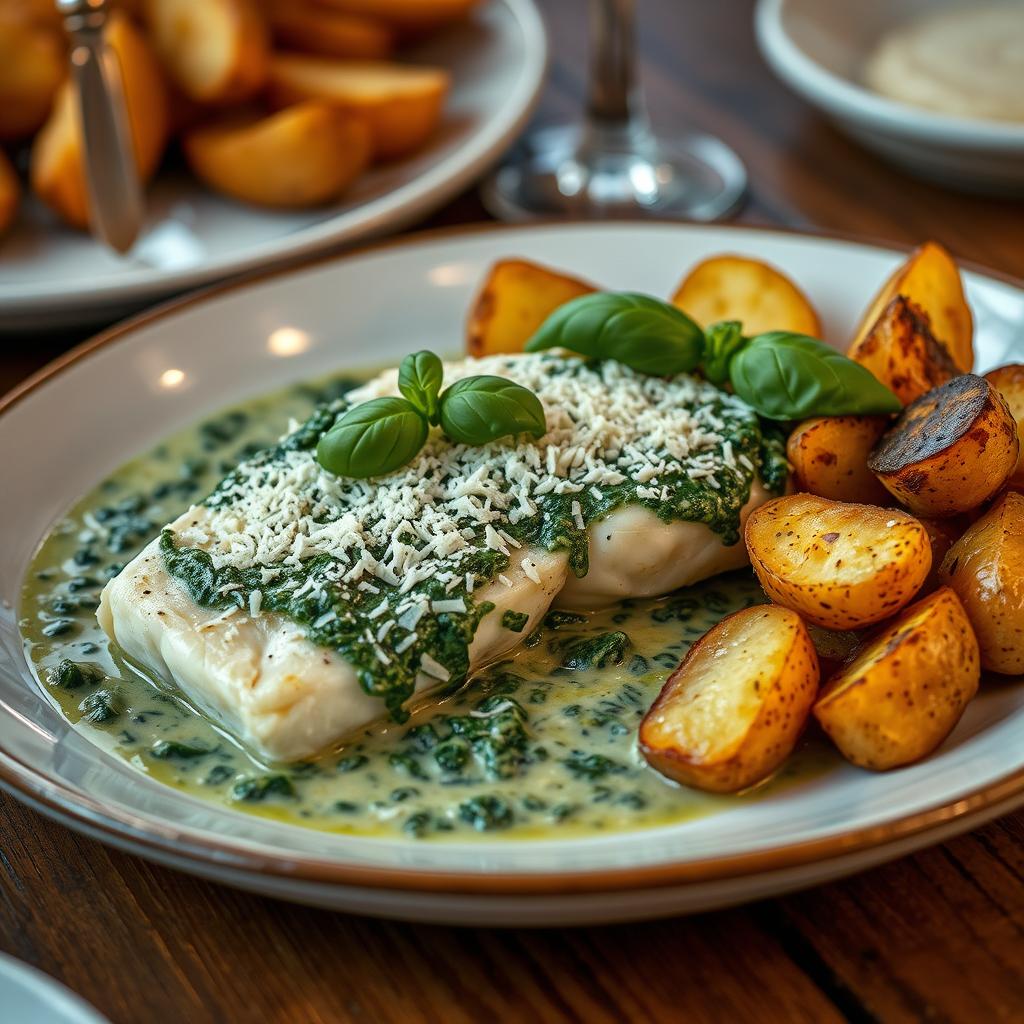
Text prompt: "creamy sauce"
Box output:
[[864, 5, 1024, 123], [21, 372, 832, 840]]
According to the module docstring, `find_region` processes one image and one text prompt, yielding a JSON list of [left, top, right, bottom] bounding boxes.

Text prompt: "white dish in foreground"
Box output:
[[0, 954, 108, 1024], [0, 0, 545, 332], [2, 222, 1024, 926], [755, 0, 1024, 195]]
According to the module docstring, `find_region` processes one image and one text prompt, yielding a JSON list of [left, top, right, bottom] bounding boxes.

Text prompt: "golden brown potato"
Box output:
[[813, 587, 980, 770], [745, 494, 932, 631], [466, 259, 596, 358], [145, 0, 269, 103], [940, 491, 1024, 674], [671, 254, 821, 337], [849, 241, 974, 373], [868, 374, 1019, 517], [30, 12, 169, 229], [848, 295, 958, 405], [917, 516, 961, 595], [267, 54, 449, 161], [786, 415, 892, 505], [0, 15, 63, 141], [265, 2, 393, 58], [0, 148, 19, 236], [183, 101, 371, 208], [984, 364, 1024, 491], [308, 0, 480, 34], [639, 604, 819, 793]]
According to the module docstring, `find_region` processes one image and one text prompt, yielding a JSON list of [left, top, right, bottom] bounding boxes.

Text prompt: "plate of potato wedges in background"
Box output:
[[0, 0, 545, 329]]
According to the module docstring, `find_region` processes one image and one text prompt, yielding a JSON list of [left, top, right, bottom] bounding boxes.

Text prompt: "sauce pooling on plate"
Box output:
[[21, 371, 828, 839]]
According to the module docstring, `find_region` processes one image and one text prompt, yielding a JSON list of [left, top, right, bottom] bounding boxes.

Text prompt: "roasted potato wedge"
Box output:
[[145, 0, 269, 103], [940, 491, 1024, 674], [308, 0, 480, 34], [183, 101, 371, 208], [850, 241, 974, 372], [31, 12, 169, 229], [813, 587, 980, 770], [265, 3, 393, 58], [639, 605, 819, 793], [745, 494, 932, 630], [984, 364, 1024, 491], [917, 516, 961, 595], [786, 415, 892, 505], [848, 295, 958, 405], [267, 54, 449, 160], [671, 254, 821, 337], [467, 259, 596, 358], [0, 14, 63, 141], [0, 148, 19, 236], [868, 374, 1019, 516]]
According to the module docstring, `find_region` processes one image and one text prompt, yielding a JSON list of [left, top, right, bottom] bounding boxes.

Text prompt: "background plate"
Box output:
[[0, 0, 546, 332], [2, 222, 1023, 926]]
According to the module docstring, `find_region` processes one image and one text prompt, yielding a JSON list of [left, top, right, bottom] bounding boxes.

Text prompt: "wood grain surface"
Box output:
[[3, 2, 1024, 1022]]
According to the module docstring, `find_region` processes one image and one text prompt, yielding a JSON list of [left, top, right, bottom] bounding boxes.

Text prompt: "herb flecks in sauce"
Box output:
[[22, 369, 828, 840]]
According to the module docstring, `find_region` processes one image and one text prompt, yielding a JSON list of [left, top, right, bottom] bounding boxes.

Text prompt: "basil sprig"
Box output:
[[526, 292, 704, 376], [317, 351, 547, 479], [526, 292, 900, 419]]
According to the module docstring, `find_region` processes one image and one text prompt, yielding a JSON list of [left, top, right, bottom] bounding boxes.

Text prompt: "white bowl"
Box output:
[[755, 0, 1024, 195]]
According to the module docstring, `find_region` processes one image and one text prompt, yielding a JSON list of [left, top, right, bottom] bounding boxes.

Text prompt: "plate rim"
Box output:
[[4, 218, 1024, 898], [0, 0, 548, 318]]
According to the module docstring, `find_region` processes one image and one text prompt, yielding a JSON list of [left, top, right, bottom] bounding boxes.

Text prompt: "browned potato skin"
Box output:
[[868, 374, 1019, 517], [745, 494, 932, 631], [848, 295, 958, 405], [849, 241, 974, 373], [307, 0, 480, 34], [940, 491, 1024, 674], [917, 516, 961, 595], [984, 364, 1024, 491], [466, 259, 595, 358], [671, 253, 821, 337], [813, 587, 980, 770], [0, 14, 64, 141], [640, 605, 819, 793], [786, 415, 892, 505]]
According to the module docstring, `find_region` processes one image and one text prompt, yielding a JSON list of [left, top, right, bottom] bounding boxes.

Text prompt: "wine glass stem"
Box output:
[[586, 0, 647, 135]]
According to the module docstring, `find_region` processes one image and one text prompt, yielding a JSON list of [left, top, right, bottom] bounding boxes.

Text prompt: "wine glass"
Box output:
[[482, 0, 746, 221]]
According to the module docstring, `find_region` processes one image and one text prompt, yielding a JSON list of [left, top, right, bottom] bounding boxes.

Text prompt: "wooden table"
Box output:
[[4, 2, 1024, 1021]]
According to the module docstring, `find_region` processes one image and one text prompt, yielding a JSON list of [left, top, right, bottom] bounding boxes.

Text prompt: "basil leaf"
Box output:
[[398, 350, 443, 424], [316, 397, 428, 479], [525, 292, 705, 376], [439, 375, 547, 445], [730, 332, 901, 420], [702, 320, 747, 386]]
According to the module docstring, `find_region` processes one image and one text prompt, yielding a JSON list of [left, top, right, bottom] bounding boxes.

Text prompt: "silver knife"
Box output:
[[56, 0, 144, 254]]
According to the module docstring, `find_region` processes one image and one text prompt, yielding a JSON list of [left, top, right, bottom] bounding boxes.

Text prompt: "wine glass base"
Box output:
[[482, 125, 747, 223]]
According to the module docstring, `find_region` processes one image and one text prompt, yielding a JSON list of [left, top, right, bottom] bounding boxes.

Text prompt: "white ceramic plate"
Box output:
[[0, 0, 545, 332], [2, 222, 1024, 927], [756, 0, 1024, 195], [0, 955, 108, 1024]]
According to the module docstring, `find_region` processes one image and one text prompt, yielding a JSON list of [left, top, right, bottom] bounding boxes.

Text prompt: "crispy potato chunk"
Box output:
[[184, 101, 371, 208], [848, 295, 958, 405], [264, 3, 394, 59], [639, 605, 819, 793], [307, 0, 480, 34], [30, 12, 169, 229], [868, 374, 1019, 516], [0, 15, 63, 141], [940, 491, 1024, 674], [813, 588, 980, 770], [466, 259, 596, 358], [850, 241, 974, 372], [745, 494, 932, 630], [0, 149, 18, 236], [145, 0, 269, 103], [984, 364, 1024, 491], [670, 254, 821, 337], [786, 415, 892, 505], [267, 53, 449, 161], [917, 516, 961, 595]]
